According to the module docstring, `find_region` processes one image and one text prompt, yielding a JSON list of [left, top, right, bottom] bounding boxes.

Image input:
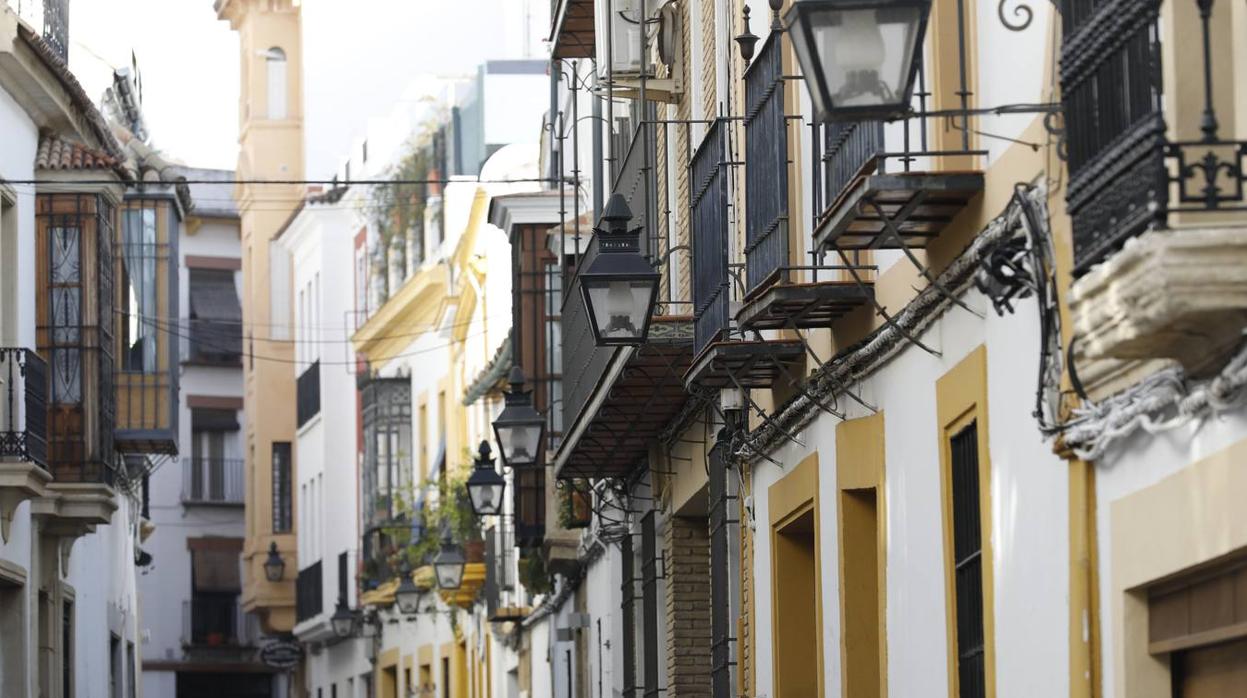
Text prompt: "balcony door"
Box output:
[[190, 408, 240, 503]]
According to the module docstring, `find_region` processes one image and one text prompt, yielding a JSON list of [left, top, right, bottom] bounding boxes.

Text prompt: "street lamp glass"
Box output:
[[492, 369, 545, 467], [263, 542, 285, 583], [466, 441, 506, 517], [787, 0, 929, 121], [395, 575, 422, 615], [582, 277, 660, 344], [330, 600, 355, 638], [433, 542, 466, 590]]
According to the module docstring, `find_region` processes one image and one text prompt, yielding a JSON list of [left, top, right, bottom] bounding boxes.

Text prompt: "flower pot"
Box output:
[[464, 539, 485, 563]]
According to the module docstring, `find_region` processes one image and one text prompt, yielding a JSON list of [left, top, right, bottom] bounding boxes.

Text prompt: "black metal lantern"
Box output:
[[466, 441, 506, 517], [432, 534, 466, 591], [263, 541, 285, 582], [491, 367, 545, 468], [786, 0, 931, 122], [330, 598, 356, 638], [394, 573, 422, 615], [578, 193, 661, 347]]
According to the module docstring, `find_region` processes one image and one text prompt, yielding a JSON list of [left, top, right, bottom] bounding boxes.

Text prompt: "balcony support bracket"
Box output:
[[0, 462, 51, 543]]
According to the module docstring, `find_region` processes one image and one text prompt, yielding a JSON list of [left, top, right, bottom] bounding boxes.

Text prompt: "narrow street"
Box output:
[[0, 0, 1245, 696]]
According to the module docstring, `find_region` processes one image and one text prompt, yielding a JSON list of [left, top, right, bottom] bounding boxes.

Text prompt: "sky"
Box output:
[[68, 0, 548, 177]]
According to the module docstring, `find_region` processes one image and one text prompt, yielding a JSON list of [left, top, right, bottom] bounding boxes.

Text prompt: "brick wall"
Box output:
[[665, 515, 713, 697]]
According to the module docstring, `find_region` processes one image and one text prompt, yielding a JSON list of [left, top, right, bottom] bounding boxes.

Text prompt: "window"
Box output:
[[769, 454, 822, 698], [641, 512, 660, 698], [0, 191, 15, 343], [441, 657, 450, 698], [119, 205, 158, 372], [0, 578, 25, 696], [950, 423, 986, 698], [48, 223, 83, 402], [189, 408, 240, 502], [187, 268, 242, 364], [189, 538, 243, 646], [272, 442, 292, 533], [265, 47, 287, 119], [62, 599, 73, 698], [110, 634, 120, 698], [126, 642, 135, 698]]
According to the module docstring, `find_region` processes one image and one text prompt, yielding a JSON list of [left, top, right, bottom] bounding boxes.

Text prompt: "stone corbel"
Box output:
[[0, 461, 52, 544], [1071, 226, 1247, 377]]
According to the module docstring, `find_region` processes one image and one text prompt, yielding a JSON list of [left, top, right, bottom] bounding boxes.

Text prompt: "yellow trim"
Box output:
[[351, 262, 450, 367], [936, 345, 996, 698], [768, 451, 824, 697], [836, 413, 887, 698], [928, 0, 980, 170]]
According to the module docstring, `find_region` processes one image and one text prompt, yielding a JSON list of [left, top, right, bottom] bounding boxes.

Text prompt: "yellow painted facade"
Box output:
[[217, 0, 305, 632]]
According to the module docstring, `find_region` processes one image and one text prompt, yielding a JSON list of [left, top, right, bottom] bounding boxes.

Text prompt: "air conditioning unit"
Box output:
[[597, 0, 684, 102]]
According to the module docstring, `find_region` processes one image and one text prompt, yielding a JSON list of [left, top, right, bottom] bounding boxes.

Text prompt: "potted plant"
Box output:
[[557, 480, 592, 529]]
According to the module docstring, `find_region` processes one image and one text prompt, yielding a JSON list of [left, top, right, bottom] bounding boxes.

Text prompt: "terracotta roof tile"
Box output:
[[35, 133, 119, 171]]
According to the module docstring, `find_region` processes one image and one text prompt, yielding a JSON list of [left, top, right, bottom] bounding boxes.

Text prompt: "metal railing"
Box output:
[[181, 457, 244, 505], [295, 560, 323, 622], [5, 0, 69, 60], [744, 33, 791, 295], [295, 360, 321, 428], [561, 121, 656, 437], [0, 348, 48, 467], [182, 596, 258, 648], [823, 120, 886, 212], [691, 119, 731, 356]]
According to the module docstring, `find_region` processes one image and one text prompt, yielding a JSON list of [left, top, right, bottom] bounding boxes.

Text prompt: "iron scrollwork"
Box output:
[[998, 0, 1035, 30]]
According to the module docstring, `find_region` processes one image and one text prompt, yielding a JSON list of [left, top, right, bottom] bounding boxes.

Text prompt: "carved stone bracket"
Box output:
[[1071, 226, 1247, 376], [0, 461, 51, 544]]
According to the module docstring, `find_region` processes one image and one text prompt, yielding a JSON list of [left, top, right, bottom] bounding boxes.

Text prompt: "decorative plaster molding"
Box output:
[[1071, 226, 1247, 375]]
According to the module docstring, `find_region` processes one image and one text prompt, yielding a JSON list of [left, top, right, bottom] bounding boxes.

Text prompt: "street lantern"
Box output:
[[466, 441, 506, 517], [491, 367, 544, 468], [330, 598, 356, 638], [432, 534, 466, 591], [786, 0, 931, 122], [578, 193, 661, 347], [263, 541, 285, 582], [395, 573, 422, 615]]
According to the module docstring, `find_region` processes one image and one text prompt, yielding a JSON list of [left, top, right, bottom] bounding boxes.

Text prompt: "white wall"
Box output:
[[751, 286, 1069, 697]]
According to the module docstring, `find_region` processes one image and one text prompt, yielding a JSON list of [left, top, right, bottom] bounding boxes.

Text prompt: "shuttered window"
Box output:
[[951, 422, 986, 698]]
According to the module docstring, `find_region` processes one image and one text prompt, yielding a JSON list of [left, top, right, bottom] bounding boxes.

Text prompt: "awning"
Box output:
[[189, 538, 243, 592], [191, 407, 239, 432], [189, 274, 242, 322]]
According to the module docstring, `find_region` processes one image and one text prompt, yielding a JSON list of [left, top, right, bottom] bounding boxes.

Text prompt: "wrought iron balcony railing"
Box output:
[[743, 33, 791, 297], [182, 596, 258, 648], [295, 560, 323, 622], [0, 348, 48, 468], [692, 118, 731, 357], [1061, 0, 1247, 274], [296, 360, 321, 429], [181, 457, 244, 505], [5, 0, 69, 60]]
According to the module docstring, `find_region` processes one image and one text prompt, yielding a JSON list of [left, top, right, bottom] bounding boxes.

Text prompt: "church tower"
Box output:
[[216, 0, 304, 634]]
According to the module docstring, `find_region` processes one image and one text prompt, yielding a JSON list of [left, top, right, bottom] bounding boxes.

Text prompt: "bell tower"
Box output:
[[216, 0, 304, 633]]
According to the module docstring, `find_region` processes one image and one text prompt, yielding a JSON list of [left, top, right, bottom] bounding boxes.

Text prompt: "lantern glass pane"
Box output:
[[811, 5, 922, 111], [332, 613, 354, 638], [585, 278, 656, 342], [469, 481, 505, 515], [435, 562, 464, 590], [498, 423, 542, 465]]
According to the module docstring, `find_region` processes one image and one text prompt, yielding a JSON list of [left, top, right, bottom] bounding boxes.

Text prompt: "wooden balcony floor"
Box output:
[[551, 0, 595, 59], [737, 278, 874, 331], [814, 171, 984, 251], [684, 340, 805, 391]]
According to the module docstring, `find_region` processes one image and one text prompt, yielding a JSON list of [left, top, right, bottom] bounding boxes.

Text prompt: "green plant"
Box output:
[[557, 480, 592, 529], [518, 550, 553, 595], [388, 453, 482, 571]]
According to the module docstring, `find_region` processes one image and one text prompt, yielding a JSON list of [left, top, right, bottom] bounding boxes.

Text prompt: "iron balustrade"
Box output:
[[182, 457, 244, 505], [183, 596, 257, 648], [295, 560, 323, 622], [360, 375, 412, 529], [4, 0, 69, 59], [823, 121, 886, 211], [744, 33, 791, 295], [1061, 0, 1247, 273], [691, 119, 731, 357], [0, 348, 48, 468], [295, 359, 321, 429], [561, 121, 656, 440]]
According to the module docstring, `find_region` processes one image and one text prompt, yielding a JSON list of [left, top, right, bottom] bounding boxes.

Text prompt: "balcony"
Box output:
[[115, 197, 180, 456], [4, 0, 69, 59], [549, 0, 594, 60], [295, 560, 323, 622], [811, 120, 984, 253], [295, 360, 320, 429], [554, 124, 695, 480], [182, 596, 258, 649], [685, 117, 803, 391], [181, 457, 244, 506], [1064, 0, 1247, 374], [0, 348, 48, 467]]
